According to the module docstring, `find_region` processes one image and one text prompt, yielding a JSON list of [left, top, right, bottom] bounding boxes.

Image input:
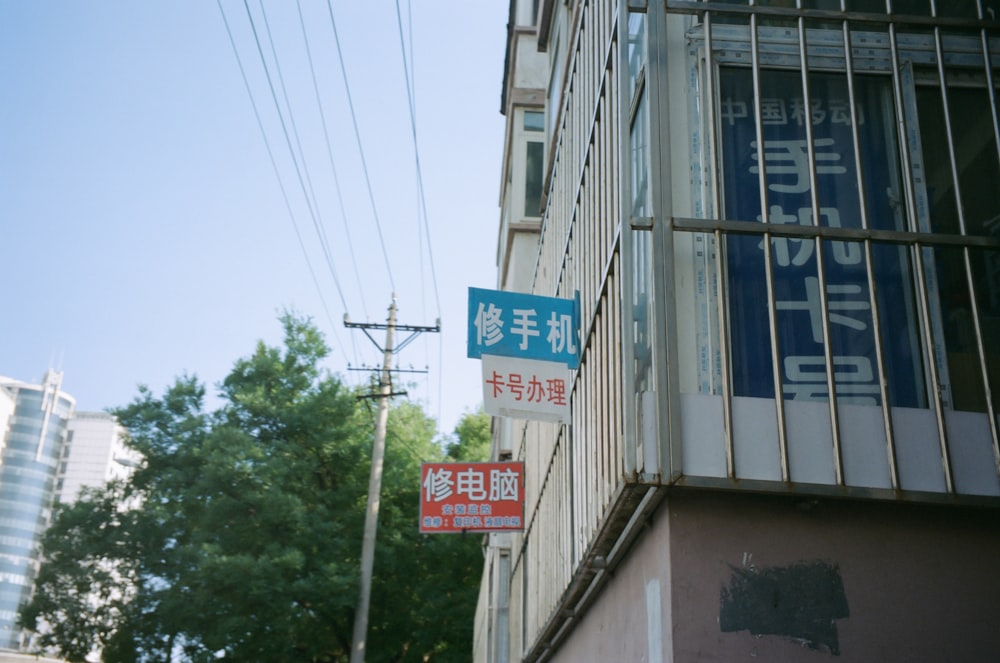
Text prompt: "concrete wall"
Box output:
[[548, 503, 672, 663], [550, 489, 1000, 662]]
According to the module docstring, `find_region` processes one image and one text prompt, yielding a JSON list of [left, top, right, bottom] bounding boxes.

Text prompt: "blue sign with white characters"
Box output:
[[720, 69, 924, 407], [467, 288, 580, 368]]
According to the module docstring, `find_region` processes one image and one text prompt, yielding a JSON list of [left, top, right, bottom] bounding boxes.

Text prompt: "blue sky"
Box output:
[[0, 1, 507, 437]]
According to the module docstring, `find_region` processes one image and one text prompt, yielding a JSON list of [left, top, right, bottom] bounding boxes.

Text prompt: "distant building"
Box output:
[[0, 373, 132, 654], [478, 1, 1000, 662], [0, 373, 75, 652], [60, 411, 136, 506]]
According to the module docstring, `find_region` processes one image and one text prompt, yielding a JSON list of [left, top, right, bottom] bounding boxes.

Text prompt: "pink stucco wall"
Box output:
[[549, 490, 1000, 662]]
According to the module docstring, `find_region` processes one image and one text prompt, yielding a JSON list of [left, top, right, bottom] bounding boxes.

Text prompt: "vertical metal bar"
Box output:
[[622, 8, 637, 484], [702, 9, 738, 480], [568, 420, 576, 569], [929, 0, 968, 493], [911, 242, 954, 493], [885, 0, 918, 236], [596, 324, 605, 526], [749, 0, 792, 482], [885, 0, 952, 492], [796, 0, 845, 485], [840, 0, 900, 489], [973, 0, 1000, 476], [980, 0, 1000, 164], [583, 360, 592, 536], [610, 270, 625, 483]]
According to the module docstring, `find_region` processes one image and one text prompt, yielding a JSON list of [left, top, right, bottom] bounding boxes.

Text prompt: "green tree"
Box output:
[[446, 409, 491, 462], [19, 315, 488, 662]]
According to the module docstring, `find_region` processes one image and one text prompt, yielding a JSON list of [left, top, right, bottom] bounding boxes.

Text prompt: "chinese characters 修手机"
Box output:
[[467, 288, 580, 368]]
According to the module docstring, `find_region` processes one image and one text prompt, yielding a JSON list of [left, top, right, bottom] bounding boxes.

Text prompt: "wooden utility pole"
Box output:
[[347, 295, 439, 662]]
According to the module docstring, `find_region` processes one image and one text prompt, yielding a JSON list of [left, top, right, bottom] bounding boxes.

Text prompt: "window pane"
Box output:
[[719, 68, 924, 406], [709, 0, 751, 26], [977, 248, 1000, 415], [630, 94, 650, 218], [916, 85, 1000, 237], [871, 242, 927, 407], [936, 1, 980, 20], [932, 246, 1000, 413], [801, 0, 844, 9], [524, 141, 544, 217], [631, 93, 654, 394], [627, 12, 646, 102], [524, 110, 544, 132], [934, 246, 984, 410], [844, 0, 885, 11]]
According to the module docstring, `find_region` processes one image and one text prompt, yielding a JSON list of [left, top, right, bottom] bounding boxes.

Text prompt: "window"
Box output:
[[525, 141, 544, 216], [508, 108, 546, 222], [719, 68, 924, 407], [524, 110, 545, 132], [705, 21, 1000, 415], [664, 1, 1000, 494], [626, 9, 658, 468], [910, 82, 1000, 411]]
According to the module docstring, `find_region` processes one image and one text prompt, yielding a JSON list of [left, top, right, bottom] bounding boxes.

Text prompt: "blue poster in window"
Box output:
[[720, 69, 924, 407], [468, 287, 581, 369]]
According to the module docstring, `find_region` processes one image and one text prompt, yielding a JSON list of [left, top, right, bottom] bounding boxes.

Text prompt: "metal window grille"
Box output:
[[666, 0, 1000, 497]]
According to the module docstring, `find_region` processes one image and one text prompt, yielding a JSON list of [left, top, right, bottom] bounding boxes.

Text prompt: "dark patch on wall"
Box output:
[[720, 561, 849, 655]]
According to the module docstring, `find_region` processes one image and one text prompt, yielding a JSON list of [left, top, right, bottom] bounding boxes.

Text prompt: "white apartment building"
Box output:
[[477, 1, 1000, 661], [60, 411, 137, 506]]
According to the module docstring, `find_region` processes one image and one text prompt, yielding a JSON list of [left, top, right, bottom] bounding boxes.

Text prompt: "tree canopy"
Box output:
[[19, 314, 491, 662]]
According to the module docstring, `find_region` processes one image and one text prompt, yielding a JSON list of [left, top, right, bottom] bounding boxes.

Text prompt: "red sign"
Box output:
[[419, 462, 524, 533]]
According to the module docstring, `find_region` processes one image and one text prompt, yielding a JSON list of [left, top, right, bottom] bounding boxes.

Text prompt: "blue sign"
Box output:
[[720, 69, 924, 407], [468, 288, 581, 368]]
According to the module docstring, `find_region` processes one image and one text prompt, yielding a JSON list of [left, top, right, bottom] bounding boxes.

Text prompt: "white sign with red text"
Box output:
[[481, 355, 570, 423]]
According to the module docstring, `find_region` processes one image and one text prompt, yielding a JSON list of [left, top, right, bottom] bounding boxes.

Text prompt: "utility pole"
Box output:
[[347, 295, 439, 662]]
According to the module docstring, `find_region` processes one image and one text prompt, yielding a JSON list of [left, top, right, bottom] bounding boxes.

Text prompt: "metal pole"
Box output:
[[350, 297, 396, 663]]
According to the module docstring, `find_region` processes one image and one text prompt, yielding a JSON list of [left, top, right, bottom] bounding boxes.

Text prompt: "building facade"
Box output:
[[0, 374, 129, 654], [477, 1, 1000, 661], [61, 411, 135, 506], [0, 373, 75, 651]]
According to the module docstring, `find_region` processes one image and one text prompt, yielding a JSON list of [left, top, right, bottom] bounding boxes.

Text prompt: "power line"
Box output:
[[394, 0, 445, 426], [323, 0, 396, 294], [220, 2, 454, 408], [397, 0, 426, 321], [237, 0, 377, 382], [255, 0, 365, 330], [294, 0, 370, 322], [241, 0, 351, 317], [216, 0, 351, 368], [393, 0, 440, 319], [255, 0, 335, 268]]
